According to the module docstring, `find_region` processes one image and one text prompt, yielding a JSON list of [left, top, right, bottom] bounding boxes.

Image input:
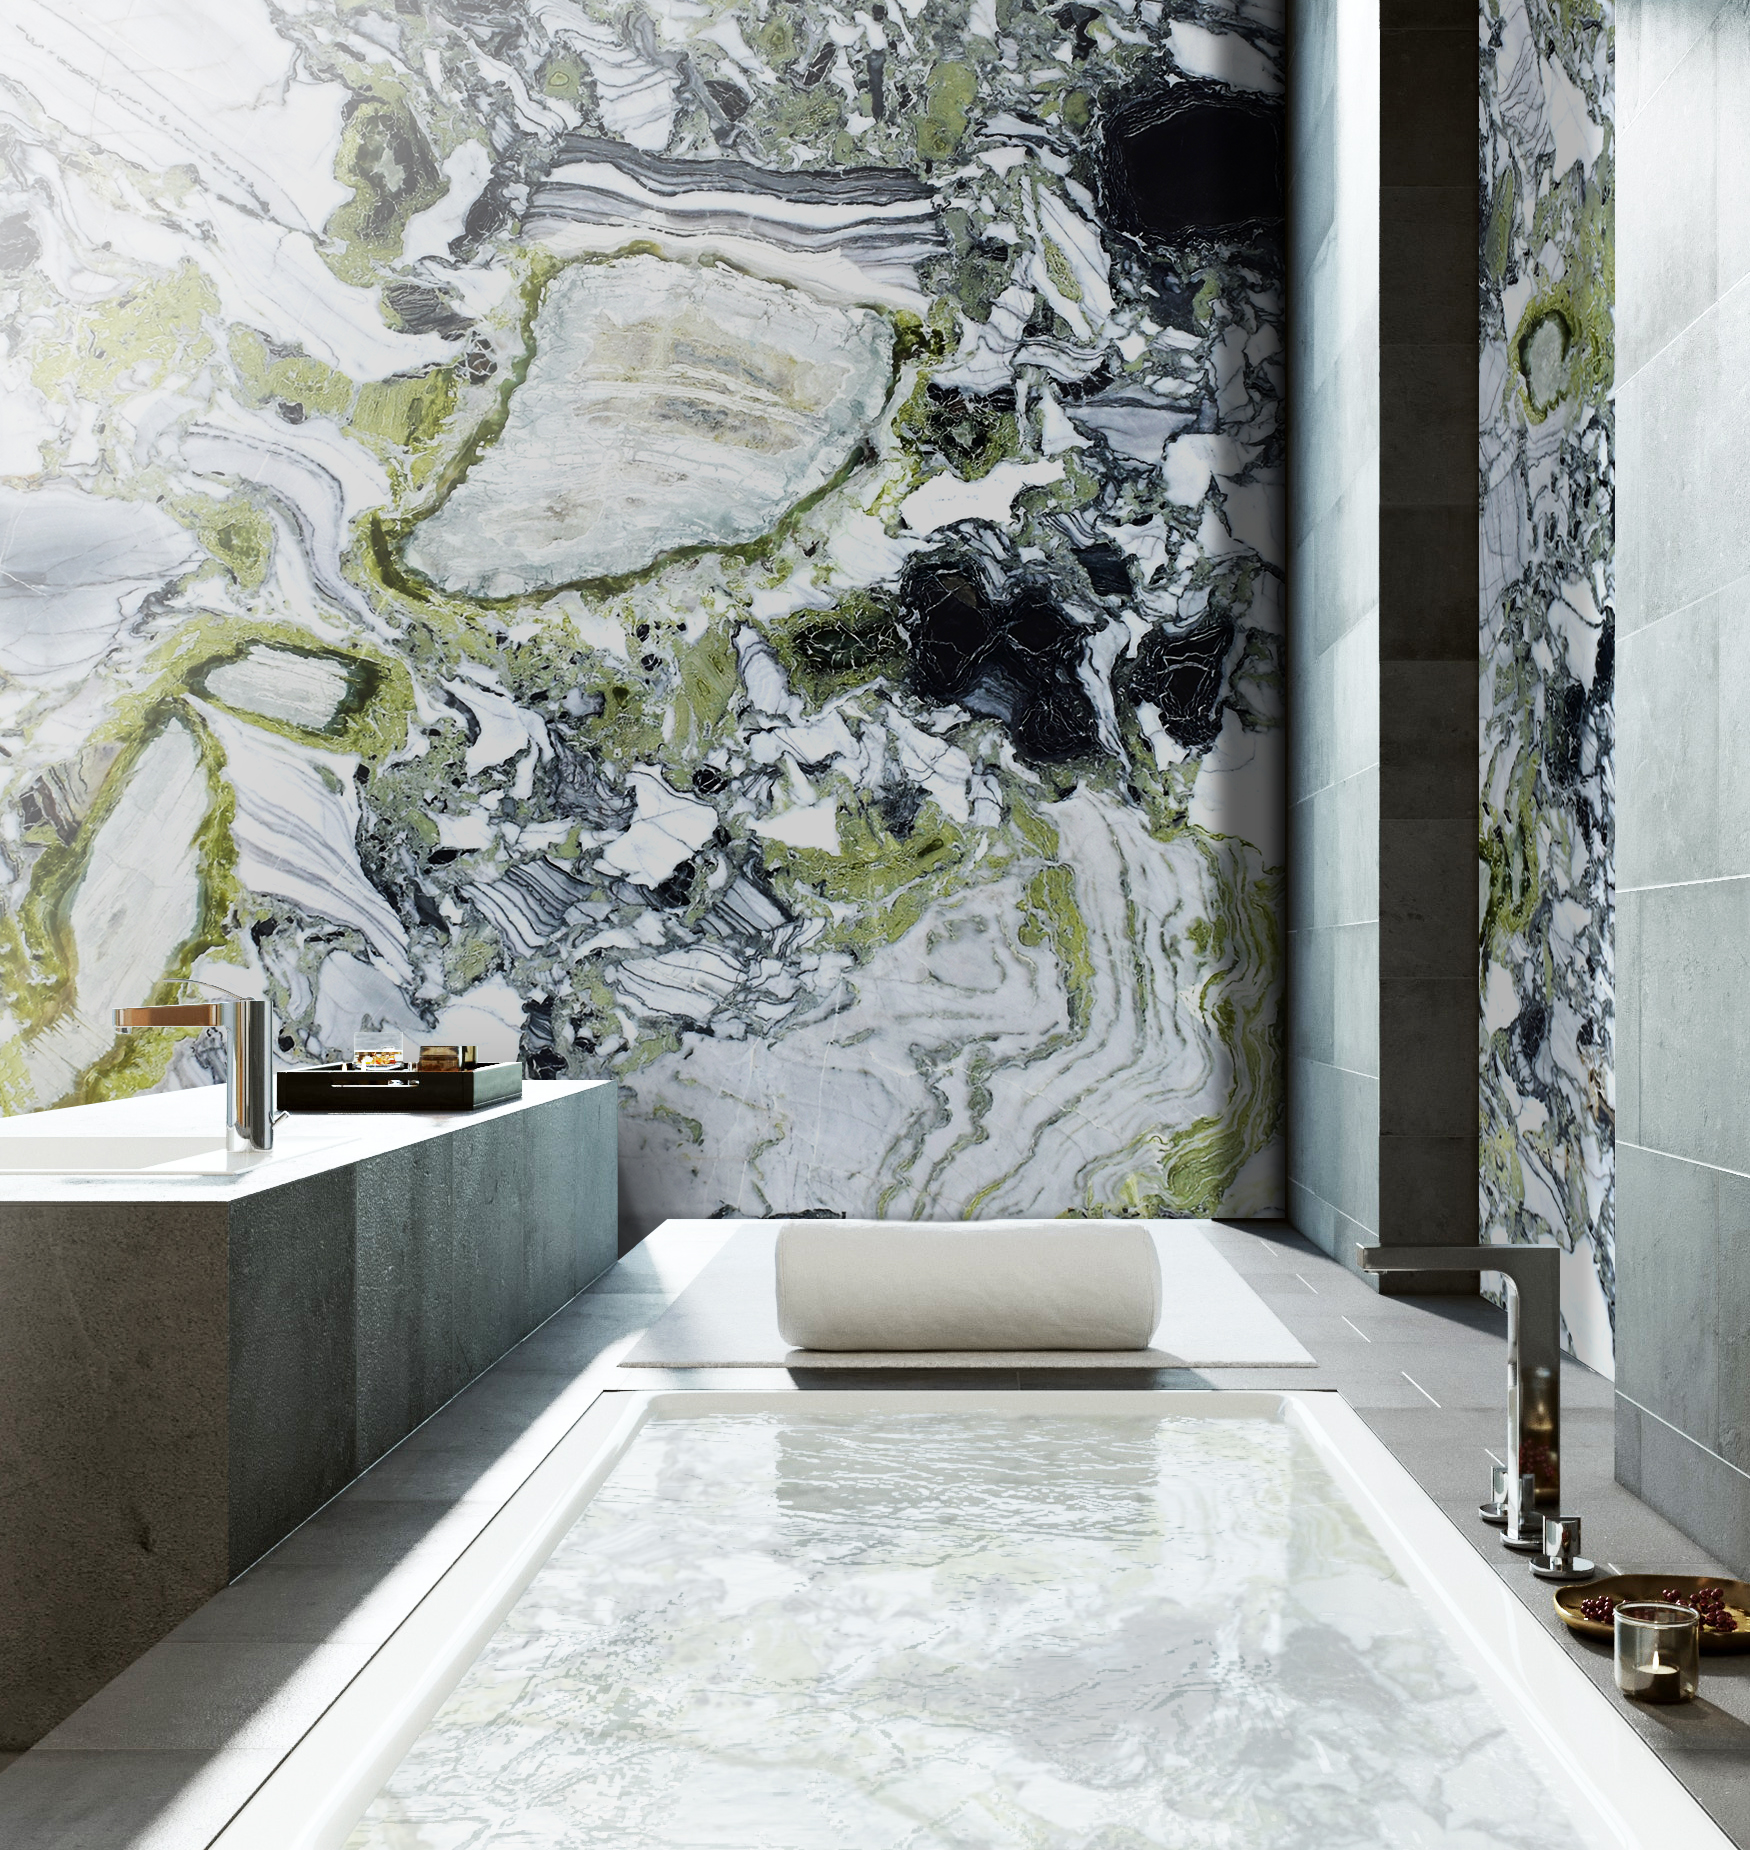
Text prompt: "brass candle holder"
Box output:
[[417, 1044, 478, 1072]]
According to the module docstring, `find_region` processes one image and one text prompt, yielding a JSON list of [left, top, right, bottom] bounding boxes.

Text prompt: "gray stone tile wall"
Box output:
[[1615, 0, 1750, 1571]]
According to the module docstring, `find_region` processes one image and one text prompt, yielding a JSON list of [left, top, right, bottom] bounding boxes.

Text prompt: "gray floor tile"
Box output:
[[1014, 1369, 1213, 1390], [493, 1297, 665, 1373], [0, 1750, 250, 1850], [1248, 1277, 1328, 1304], [37, 1639, 373, 1754], [343, 1437, 552, 1506], [1347, 1356, 1510, 1410], [167, 1559, 423, 1649], [1327, 1376, 1489, 1410], [261, 1494, 491, 1577], [383, 1365, 594, 1456], [585, 1246, 676, 1294]]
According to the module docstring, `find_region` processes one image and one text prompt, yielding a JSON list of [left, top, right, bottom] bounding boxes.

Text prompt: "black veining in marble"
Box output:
[[903, 558, 1101, 766], [1101, 81, 1284, 251]]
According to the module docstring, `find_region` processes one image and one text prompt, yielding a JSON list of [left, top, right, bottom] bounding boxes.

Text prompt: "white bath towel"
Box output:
[[774, 1219, 1162, 1352]]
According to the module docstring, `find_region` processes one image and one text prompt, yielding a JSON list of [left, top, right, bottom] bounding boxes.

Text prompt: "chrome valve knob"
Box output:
[[1480, 1461, 1509, 1528], [1502, 1471, 1545, 1553], [1530, 1513, 1596, 1582]]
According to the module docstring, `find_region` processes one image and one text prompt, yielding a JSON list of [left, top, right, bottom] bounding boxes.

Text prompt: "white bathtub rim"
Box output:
[[206, 1389, 651, 1850], [203, 1387, 1733, 1850], [1283, 1392, 1731, 1850]]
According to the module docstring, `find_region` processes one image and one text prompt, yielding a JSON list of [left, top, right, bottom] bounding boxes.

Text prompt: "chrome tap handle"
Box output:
[[113, 1003, 225, 1029], [1530, 1513, 1595, 1582], [1480, 1461, 1509, 1526], [1543, 1515, 1580, 1572], [1503, 1471, 1542, 1552]]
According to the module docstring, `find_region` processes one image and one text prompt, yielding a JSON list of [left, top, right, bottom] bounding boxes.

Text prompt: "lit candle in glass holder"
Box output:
[[1614, 1602, 1700, 1704]]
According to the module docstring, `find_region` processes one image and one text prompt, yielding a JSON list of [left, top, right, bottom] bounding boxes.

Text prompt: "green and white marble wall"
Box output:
[[1479, 0, 1614, 1371], [0, 0, 1284, 1235]]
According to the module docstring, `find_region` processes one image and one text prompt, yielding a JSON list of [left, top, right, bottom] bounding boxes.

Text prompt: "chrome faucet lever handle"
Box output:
[[159, 974, 251, 1004], [1547, 1515, 1575, 1570]]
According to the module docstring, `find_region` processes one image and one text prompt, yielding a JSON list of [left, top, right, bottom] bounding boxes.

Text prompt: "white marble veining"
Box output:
[[620, 781, 1282, 1228], [203, 645, 353, 731], [23, 721, 211, 1104], [0, 483, 203, 683], [0, 0, 1285, 1222], [406, 257, 894, 594]]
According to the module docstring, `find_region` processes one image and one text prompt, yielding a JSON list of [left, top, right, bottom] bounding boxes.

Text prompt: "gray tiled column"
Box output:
[[1377, 1, 1478, 1263], [1614, 0, 1750, 1572], [1288, 0, 1381, 1265], [1288, 0, 1478, 1283]]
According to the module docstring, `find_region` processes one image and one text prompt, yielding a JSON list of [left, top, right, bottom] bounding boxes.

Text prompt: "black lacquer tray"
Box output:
[[276, 1062, 523, 1113]]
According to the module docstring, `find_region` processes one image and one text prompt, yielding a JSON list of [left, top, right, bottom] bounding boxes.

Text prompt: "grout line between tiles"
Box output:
[[1401, 1371, 1440, 1408], [1614, 1388, 1750, 1485]]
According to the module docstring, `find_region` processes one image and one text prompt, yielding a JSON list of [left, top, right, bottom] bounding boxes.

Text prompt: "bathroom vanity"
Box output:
[[0, 1079, 616, 1748]]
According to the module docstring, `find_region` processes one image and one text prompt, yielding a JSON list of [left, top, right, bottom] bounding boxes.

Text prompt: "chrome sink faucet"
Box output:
[[114, 983, 276, 1153], [1357, 1242, 1561, 1552]]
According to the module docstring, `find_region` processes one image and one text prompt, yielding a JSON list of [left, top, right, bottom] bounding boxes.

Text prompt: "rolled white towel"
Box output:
[[774, 1219, 1161, 1352]]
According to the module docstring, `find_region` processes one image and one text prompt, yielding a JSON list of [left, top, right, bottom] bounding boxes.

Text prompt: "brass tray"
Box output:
[[1554, 1574, 1750, 1652]]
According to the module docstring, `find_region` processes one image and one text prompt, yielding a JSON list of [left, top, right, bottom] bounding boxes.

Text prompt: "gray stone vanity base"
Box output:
[[0, 1079, 615, 1749]]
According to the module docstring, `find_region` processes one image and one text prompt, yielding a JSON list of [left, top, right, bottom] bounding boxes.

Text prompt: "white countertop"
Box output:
[[0, 1079, 607, 1204]]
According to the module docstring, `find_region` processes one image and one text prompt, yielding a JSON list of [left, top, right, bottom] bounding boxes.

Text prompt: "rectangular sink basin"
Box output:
[[0, 1136, 237, 1175], [0, 1135, 359, 1179]]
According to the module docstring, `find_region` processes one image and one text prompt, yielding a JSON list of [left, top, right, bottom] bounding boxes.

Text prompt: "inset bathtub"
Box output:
[[213, 1391, 1731, 1849]]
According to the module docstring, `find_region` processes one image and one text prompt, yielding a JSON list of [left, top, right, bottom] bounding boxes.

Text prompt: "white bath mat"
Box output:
[[619, 1220, 1315, 1369]]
